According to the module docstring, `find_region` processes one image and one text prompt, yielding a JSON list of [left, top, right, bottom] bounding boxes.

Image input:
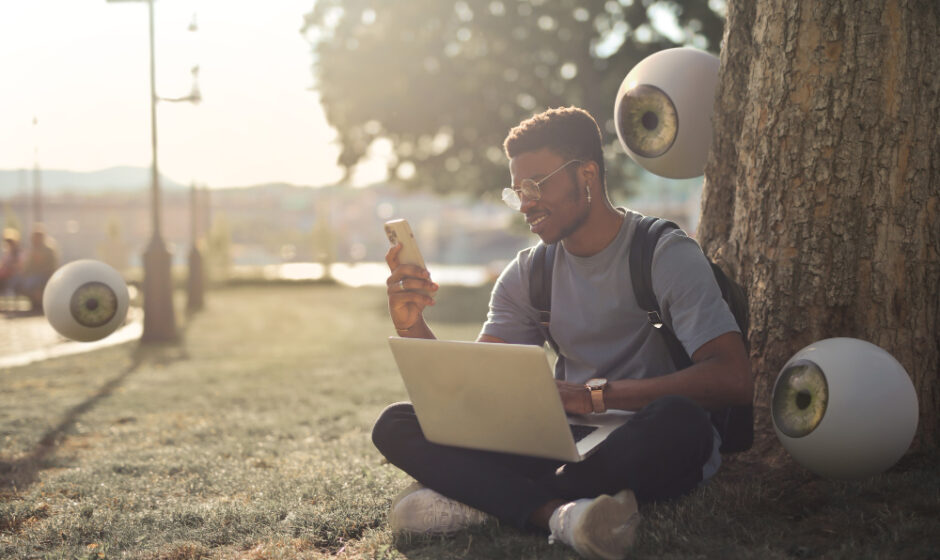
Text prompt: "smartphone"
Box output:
[[384, 219, 433, 299]]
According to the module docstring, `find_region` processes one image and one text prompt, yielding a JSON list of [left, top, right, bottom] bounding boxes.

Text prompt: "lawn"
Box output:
[[1, 283, 937, 559]]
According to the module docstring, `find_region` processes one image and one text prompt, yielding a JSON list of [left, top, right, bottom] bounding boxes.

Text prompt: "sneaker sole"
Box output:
[[388, 482, 490, 535], [573, 490, 640, 560]]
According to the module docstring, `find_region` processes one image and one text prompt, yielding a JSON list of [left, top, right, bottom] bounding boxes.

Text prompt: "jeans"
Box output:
[[371, 395, 714, 530]]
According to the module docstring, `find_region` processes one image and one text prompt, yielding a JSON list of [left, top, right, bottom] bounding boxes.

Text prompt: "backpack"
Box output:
[[528, 215, 754, 454]]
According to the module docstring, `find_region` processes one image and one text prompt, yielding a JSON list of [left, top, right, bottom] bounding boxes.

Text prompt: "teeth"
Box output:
[[529, 216, 546, 226]]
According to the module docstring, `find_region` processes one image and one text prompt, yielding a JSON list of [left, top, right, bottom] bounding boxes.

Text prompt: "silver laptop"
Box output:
[[387, 337, 633, 462]]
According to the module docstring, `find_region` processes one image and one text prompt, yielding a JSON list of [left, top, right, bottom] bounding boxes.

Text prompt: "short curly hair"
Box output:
[[503, 106, 606, 188]]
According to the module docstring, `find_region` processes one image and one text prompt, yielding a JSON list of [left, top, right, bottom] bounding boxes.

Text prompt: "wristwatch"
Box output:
[[585, 378, 608, 413]]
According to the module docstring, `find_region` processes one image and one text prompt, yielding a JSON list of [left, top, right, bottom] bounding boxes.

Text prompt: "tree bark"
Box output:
[[699, 0, 940, 457]]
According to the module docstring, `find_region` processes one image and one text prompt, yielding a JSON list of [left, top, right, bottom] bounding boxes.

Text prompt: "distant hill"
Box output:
[[0, 166, 188, 196]]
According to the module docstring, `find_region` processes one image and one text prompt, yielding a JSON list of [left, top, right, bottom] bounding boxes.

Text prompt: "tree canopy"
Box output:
[[303, 0, 724, 198]]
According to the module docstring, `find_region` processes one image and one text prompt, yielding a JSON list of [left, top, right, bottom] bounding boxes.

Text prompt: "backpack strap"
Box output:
[[527, 217, 752, 452], [529, 242, 559, 355], [629, 217, 693, 369], [631, 216, 753, 453]]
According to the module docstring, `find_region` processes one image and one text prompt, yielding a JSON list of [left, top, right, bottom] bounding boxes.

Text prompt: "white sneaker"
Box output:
[[388, 482, 491, 535], [548, 490, 640, 560]]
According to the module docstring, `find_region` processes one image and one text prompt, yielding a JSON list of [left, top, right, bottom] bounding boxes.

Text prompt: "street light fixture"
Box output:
[[108, 0, 200, 342]]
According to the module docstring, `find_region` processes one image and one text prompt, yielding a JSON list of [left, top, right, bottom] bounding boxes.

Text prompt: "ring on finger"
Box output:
[[398, 280, 405, 291]]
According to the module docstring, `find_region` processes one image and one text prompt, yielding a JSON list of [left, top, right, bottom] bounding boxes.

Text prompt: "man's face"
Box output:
[[508, 148, 590, 245]]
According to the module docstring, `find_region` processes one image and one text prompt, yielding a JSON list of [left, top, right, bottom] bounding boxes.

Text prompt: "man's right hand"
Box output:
[[385, 243, 438, 333]]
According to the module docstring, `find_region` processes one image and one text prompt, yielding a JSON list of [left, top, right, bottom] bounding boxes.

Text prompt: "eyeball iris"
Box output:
[[772, 359, 829, 438], [616, 84, 679, 158], [69, 281, 118, 328]]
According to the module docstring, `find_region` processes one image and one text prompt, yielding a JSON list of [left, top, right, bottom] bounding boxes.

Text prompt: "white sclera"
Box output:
[[614, 47, 719, 179], [772, 338, 919, 479], [43, 259, 130, 342]]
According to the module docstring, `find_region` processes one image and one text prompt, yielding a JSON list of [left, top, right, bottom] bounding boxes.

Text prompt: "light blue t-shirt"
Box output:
[[479, 209, 740, 480]]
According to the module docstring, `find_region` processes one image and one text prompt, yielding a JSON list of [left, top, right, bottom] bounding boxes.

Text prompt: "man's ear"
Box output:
[[580, 160, 600, 186]]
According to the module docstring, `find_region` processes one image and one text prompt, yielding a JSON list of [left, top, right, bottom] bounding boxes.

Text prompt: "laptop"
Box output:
[[387, 337, 633, 462]]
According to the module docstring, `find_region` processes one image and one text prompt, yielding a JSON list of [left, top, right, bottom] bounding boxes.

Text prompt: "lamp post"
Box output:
[[186, 182, 204, 312], [31, 116, 42, 227], [109, 0, 200, 341]]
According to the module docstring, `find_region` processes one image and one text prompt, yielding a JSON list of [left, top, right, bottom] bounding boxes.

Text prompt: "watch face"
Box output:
[[587, 378, 607, 389]]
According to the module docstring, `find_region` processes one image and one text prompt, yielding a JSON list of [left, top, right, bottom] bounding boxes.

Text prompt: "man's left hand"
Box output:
[[556, 380, 593, 415]]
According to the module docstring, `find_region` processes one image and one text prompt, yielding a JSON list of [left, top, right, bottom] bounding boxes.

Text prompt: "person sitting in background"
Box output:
[[14, 226, 59, 312], [0, 228, 21, 296]]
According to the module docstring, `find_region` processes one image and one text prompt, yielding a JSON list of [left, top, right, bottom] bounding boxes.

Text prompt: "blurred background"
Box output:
[[0, 0, 721, 292]]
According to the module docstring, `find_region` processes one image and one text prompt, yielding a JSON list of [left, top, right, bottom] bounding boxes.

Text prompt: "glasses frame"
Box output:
[[501, 159, 582, 211]]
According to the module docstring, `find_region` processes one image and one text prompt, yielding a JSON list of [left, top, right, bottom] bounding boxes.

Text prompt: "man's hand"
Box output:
[[556, 380, 593, 415], [386, 243, 438, 333]]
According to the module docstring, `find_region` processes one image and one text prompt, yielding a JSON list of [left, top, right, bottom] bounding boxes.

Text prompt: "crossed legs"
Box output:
[[372, 395, 715, 530]]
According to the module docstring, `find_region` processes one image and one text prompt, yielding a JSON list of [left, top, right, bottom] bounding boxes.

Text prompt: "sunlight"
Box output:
[[241, 261, 493, 287], [0, 0, 360, 188]]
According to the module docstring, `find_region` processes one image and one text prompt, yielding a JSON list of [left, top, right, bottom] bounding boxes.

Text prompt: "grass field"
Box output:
[[1, 284, 937, 559]]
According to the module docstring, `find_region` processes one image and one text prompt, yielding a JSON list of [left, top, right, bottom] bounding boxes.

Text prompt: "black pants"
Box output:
[[372, 395, 714, 530]]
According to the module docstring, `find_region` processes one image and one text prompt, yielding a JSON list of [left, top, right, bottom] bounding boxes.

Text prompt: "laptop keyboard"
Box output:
[[569, 424, 598, 443]]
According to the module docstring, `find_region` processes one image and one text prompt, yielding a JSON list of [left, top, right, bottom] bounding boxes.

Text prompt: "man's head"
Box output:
[[503, 106, 606, 190], [502, 107, 606, 244], [31, 226, 46, 246]]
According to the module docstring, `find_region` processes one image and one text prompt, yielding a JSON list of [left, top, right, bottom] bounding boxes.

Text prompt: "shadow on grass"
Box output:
[[0, 342, 187, 498]]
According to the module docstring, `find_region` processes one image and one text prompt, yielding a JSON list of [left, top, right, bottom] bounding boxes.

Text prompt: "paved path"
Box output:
[[0, 307, 143, 369]]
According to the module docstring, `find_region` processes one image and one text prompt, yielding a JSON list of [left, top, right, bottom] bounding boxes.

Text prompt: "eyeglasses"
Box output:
[[501, 159, 582, 211]]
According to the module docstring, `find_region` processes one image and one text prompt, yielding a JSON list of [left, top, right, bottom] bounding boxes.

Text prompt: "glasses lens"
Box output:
[[501, 188, 521, 210], [521, 179, 541, 201]]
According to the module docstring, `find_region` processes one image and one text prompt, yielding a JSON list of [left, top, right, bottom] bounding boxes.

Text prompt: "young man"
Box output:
[[375, 107, 752, 559], [14, 226, 59, 312]]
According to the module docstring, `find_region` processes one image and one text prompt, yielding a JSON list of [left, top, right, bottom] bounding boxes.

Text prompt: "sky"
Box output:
[[0, 0, 388, 188]]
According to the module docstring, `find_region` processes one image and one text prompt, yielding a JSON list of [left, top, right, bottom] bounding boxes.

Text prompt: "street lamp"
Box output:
[[31, 116, 42, 227], [108, 0, 200, 342], [186, 182, 204, 312]]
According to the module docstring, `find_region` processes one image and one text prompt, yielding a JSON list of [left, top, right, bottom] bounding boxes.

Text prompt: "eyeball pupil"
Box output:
[[69, 281, 118, 328], [616, 83, 678, 159], [772, 359, 829, 438], [795, 390, 811, 410]]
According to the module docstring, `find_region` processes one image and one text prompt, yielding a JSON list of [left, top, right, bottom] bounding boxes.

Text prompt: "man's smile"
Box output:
[[527, 213, 549, 233]]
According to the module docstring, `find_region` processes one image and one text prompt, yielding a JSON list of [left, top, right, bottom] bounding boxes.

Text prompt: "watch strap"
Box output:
[[589, 385, 606, 413]]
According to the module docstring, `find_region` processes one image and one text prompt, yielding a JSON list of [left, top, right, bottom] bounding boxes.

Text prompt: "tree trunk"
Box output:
[[699, 0, 940, 458]]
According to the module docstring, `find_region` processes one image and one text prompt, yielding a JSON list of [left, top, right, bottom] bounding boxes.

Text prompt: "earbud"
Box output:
[[585, 186, 592, 203]]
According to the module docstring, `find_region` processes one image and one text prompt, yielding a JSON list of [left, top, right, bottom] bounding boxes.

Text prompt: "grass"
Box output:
[[1, 283, 937, 559]]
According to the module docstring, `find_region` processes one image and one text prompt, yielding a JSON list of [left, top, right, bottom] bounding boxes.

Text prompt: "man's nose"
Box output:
[[518, 192, 538, 213]]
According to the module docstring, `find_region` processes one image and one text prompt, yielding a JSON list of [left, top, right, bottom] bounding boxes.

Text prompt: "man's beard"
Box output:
[[557, 181, 591, 241]]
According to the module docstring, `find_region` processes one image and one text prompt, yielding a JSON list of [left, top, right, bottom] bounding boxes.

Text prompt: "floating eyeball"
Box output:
[[772, 338, 918, 479], [43, 259, 130, 342], [614, 47, 719, 179]]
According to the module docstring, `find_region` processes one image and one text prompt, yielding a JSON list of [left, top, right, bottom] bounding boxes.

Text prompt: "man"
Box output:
[[374, 107, 752, 559], [15, 226, 59, 312], [0, 228, 21, 296]]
